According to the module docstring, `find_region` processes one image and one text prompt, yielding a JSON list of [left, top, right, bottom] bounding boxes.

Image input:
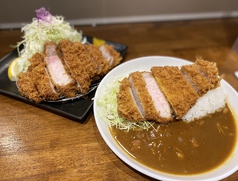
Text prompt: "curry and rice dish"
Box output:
[[111, 107, 237, 174], [97, 58, 237, 175]]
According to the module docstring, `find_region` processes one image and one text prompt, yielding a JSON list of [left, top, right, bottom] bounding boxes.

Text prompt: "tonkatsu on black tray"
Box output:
[[0, 36, 128, 122]]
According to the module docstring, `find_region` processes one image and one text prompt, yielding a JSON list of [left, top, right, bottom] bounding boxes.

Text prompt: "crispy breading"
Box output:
[[85, 44, 110, 78], [27, 52, 42, 69], [43, 42, 78, 97], [16, 71, 41, 103], [129, 71, 162, 121], [142, 71, 173, 122], [59, 40, 91, 94], [181, 64, 213, 96], [195, 58, 221, 88], [151, 66, 199, 119], [74, 42, 99, 78], [33, 64, 60, 100], [17, 53, 60, 102], [60, 40, 98, 78], [99, 44, 122, 68], [31, 53, 59, 100], [16, 40, 123, 102], [117, 78, 145, 122]]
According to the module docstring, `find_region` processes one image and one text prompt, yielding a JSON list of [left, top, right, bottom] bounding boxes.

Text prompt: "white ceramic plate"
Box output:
[[93, 56, 238, 181]]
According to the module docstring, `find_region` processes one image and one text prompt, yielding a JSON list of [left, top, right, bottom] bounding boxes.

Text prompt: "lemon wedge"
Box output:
[[8, 57, 22, 81]]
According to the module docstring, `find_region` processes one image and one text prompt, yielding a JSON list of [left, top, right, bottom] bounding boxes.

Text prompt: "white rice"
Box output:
[[182, 86, 227, 122]]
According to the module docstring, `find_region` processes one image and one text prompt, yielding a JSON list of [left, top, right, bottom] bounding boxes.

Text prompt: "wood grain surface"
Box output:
[[1, 18, 238, 181]]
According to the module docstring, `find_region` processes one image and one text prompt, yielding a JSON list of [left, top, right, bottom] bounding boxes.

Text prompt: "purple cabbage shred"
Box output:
[[35, 7, 53, 23]]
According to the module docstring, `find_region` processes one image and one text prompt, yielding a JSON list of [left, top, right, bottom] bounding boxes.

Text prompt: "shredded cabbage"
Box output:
[[96, 77, 154, 131], [15, 7, 86, 73]]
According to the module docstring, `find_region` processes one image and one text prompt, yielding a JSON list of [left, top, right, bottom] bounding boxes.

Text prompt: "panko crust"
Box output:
[[16, 39, 122, 102], [195, 58, 221, 88], [117, 78, 145, 122], [151, 66, 199, 119], [129, 72, 162, 121], [181, 64, 213, 96]]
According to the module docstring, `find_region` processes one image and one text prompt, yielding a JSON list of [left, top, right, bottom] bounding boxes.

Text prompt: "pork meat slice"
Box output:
[[85, 44, 110, 78], [142, 72, 172, 122], [129, 71, 163, 122], [99, 44, 122, 68], [31, 53, 59, 101], [44, 42, 78, 97], [151, 66, 199, 119], [117, 77, 145, 122]]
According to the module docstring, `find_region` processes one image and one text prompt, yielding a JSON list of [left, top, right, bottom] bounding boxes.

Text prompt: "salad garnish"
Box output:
[[96, 77, 154, 131], [14, 7, 86, 76]]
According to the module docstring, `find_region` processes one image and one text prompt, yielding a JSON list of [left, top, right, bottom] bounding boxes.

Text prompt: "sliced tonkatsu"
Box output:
[[181, 63, 213, 96], [141, 72, 172, 122], [195, 58, 221, 88], [151, 66, 199, 119], [117, 78, 146, 122], [71, 42, 99, 79], [16, 55, 42, 103], [31, 53, 59, 101], [129, 71, 160, 121], [116, 59, 222, 123], [99, 44, 122, 68], [59, 40, 92, 94], [16, 40, 122, 102], [17, 70, 41, 103], [43, 42, 78, 97], [17, 52, 59, 102], [128, 71, 173, 122], [85, 44, 110, 78]]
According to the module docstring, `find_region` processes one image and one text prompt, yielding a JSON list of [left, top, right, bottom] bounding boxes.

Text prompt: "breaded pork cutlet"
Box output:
[[59, 40, 91, 94], [181, 63, 213, 96], [60, 39, 98, 79], [43, 42, 78, 98], [117, 78, 146, 122], [16, 55, 41, 103], [99, 44, 122, 68], [85, 44, 110, 78], [17, 71, 41, 103], [16, 39, 123, 102], [129, 71, 163, 122], [73, 42, 99, 78], [151, 66, 199, 119], [141, 72, 172, 122], [195, 58, 221, 88], [118, 71, 172, 122], [31, 53, 59, 101]]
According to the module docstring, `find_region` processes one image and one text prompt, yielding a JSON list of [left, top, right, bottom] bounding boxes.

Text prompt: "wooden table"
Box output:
[[1, 18, 238, 181]]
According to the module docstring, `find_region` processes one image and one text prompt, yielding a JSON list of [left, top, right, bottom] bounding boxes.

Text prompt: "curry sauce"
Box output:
[[111, 105, 237, 175]]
